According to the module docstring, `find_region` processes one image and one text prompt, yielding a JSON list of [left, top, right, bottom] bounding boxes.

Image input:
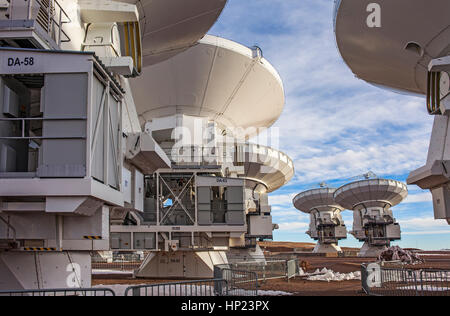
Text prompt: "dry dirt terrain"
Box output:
[[92, 242, 450, 296], [258, 279, 364, 296]]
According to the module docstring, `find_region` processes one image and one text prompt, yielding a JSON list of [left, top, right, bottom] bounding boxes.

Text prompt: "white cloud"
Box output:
[[269, 193, 296, 206], [400, 217, 450, 230], [404, 192, 432, 204], [213, 0, 433, 184], [403, 230, 450, 236], [211, 0, 449, 247], [273, 210, 300, 217], [278, 221, 309, 232]]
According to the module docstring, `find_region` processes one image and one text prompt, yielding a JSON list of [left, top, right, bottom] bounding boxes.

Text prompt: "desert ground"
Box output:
[[92, 241, 450, 296]]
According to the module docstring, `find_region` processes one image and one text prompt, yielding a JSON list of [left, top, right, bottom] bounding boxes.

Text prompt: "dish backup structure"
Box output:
[[293, 188, 347, 254], [334, 178, 407, 257], [0, 0, 294, 289], [334, 0, 450, 226]]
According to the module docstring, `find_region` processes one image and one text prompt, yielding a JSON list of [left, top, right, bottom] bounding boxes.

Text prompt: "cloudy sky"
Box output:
[[210, 0, 450, 250]]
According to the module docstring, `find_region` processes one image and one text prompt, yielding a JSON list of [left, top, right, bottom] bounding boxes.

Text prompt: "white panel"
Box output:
[[91, 77, 106, 182], [249, 215, 273, 236], [130, 35, 284, 135], [0, 144, 16, 172], [134, 169, 144, 212], [2, 84, 19, 117], [122, 168, 132, 204]]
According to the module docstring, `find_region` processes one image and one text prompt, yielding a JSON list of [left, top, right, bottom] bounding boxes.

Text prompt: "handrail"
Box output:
[[125, 279, 228, 296], [361, 263, 450, 296], [0, 287, 115, 296], [28, 0, 72, 46]]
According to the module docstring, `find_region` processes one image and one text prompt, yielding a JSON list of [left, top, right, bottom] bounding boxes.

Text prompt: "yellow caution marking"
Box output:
[[24, 248, 57, 252], [427, 71, 442, 115], [83, 236, 102, 240]]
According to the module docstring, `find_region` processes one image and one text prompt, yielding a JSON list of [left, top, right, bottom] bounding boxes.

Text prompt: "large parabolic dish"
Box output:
[[241, 143, 294, 193], [334, 0, 450, 96], [293, 188, 344, 213], [334, 179, 408, 210], [129, 35, 285, 134], [116, 0, 228, 66]]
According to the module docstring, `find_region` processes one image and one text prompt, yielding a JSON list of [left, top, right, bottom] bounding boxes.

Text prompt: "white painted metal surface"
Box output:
[[130, 35, 285, 134], [0, 251, 91, 290], [116, 0, 228, 65], [135, 250, 228, 279], [293, 188, 343, 213], [334, 179, 408, 210], [293, 188, 347, 254], [0, 0, 294, 284], [240, 143, 294, 193], [334, 179, 407, 257], [334, 0, 450, 95]]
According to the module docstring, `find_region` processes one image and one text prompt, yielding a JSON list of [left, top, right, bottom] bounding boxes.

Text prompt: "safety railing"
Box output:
[[0, 288, 115, 296], [214, 266, 259, 296], [2, 0, 72, 46], [419, 269, 450, 296], [35, 0, 71, 46], [91, 253, 143, 272], [224, 259, 300, 283], [362, 263, 450, 296], [124, 279, 228, 297]]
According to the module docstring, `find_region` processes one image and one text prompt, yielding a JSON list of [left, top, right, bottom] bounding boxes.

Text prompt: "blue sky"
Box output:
[[210, 0, 450, 250]]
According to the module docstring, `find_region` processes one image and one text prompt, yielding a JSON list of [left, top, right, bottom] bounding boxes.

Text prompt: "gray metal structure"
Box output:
[[334, 179, 407, 257], [361, 263, 450, 296], [0, 48, 126, 289], [0, 0, 293, 288], [114, 34, 294, 278], [293, 187, 347, 254]]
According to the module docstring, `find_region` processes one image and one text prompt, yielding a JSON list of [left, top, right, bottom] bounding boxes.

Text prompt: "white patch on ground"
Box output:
[[257, 290, 293, 296], [305, 268, 361, 282]]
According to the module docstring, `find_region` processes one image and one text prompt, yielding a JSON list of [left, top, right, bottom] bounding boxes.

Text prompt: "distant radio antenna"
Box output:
[[308, 182, 328, 189], [349, 171, 377, 181]]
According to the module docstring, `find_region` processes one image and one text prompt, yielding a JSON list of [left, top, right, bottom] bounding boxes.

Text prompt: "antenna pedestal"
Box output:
[[313, 243, 342, 254], [293, 188, 348, 254], [226, 244, 266, 264], [358, 242, 388, 258], [0, 251, 91, 290], [408, 64, 450, 224], [134, 250, 228, 279]]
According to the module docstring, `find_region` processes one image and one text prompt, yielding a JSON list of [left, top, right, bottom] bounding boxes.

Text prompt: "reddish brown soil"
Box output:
[[258, 241, 359, 254], [258, 278, 364, 296], [91, 243, 450, 296]]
